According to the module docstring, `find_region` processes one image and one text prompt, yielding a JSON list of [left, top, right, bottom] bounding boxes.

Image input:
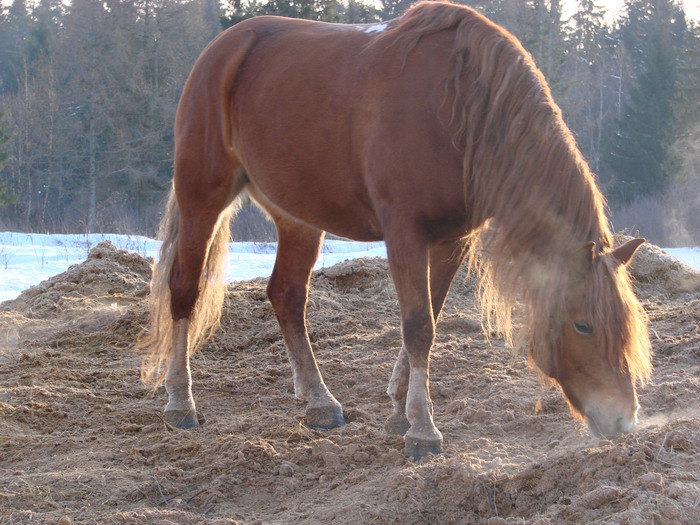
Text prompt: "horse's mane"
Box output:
[[373, 2, 651, 385]]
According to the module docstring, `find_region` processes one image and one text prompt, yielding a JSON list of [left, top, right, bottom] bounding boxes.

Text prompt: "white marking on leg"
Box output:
[[406, 367, 442, 441], [387, 345, 409, 404], [164, 319, 196, 413]]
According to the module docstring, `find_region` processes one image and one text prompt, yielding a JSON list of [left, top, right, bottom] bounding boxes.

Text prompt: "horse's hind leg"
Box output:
[[266, 215, 344, 429], [165, 319, 197, 428], [163, 159, 246, 429]]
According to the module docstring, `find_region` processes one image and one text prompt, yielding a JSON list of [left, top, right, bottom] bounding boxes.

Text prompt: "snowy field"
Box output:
[[0, 232, 386, 302], [0, 232, 698, 302]]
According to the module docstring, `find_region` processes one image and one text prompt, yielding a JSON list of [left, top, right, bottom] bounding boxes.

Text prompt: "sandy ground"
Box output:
[[0, 238, 698, 524]]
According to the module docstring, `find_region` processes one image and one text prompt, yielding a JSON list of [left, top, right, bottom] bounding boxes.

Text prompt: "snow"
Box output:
[[0, 232, 698, 303], [664, 247, 700, 271], [0, 232, 385, 302]]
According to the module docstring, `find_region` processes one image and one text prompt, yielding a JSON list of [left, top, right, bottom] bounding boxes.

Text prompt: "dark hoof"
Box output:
[[404, 435, 443, 460], [164, 408, 200, 429], [384, 413, 411, 436], [304, 405, 345, 430]]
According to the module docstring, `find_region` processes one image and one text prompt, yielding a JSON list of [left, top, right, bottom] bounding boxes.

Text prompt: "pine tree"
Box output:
[[379, 0, 413, 19], [342, 0, 379, 23], [0, 110, 14, 207], [605, 0, 686, 203], [0, 0, 31, 93], [562, 0, 609, 171], [242, 0, 341, 21]]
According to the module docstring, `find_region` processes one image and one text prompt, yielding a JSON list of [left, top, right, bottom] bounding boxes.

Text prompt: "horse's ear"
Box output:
[[573, 241, 596, 277], [611, 238, 645, 266]]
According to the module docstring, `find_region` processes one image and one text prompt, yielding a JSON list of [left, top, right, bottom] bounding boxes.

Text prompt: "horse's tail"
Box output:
[[138, 188, 181, 387], [138, 183, 239, 388], [138, 27, 257, 388]]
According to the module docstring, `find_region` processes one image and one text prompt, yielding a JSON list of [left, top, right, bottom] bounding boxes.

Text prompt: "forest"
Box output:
[[0, 0, 698, 245]]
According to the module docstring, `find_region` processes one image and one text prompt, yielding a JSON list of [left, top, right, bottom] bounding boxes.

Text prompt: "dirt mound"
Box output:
[[1, 238, 698, 524], [0, 241, 151, 361], [1, 240, 151, 318], [315, 257, 391, 291], [616, 233, 700, 296]]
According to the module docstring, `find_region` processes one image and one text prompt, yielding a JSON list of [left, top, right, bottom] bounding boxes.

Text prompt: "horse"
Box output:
[[139, 1, 652, 459]]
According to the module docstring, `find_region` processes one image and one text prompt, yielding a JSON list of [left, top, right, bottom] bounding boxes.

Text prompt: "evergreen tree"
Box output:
[[242, 0, 341, 21], [605, 0, 688, 203], [0, 0, 31, 93], [664, 17, 700, 189], [562, 0, 613, 171], [342, 0, 379, 23], [0, 110, 13, 207], [379, 0, 412, 19]]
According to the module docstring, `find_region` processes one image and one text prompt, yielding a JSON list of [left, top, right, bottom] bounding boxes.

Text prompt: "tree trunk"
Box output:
[[87, 108, 96, 234]]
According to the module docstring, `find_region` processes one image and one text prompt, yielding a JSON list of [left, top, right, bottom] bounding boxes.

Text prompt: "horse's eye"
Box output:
[[573, 320, 593, 335]]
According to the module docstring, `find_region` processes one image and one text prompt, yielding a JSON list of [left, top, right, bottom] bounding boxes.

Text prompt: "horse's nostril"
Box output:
[[615, 415, 637, 434], [615, 416, 625, 434]]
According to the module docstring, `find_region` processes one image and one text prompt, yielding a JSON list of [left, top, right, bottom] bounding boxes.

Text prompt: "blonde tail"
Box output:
[[138, 187, 236, 388]]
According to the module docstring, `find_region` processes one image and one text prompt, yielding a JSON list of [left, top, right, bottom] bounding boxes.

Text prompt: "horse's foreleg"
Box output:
[[267, 218, 344, 430], [386, 235, 445, 459], [385, 239, 467, 440]]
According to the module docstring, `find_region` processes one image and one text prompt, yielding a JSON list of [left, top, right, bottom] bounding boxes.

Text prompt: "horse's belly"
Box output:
[[244, 163, 383, 241]]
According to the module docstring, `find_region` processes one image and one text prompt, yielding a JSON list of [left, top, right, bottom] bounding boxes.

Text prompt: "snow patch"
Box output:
[[0, 232, 387, 302], [1, 232, 698, 303]]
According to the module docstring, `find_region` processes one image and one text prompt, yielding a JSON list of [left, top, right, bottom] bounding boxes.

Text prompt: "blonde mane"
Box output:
[[375, 1, 651, 384]]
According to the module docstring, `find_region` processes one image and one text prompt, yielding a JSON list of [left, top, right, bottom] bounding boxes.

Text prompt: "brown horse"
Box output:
[[139, 1, 652, 459]]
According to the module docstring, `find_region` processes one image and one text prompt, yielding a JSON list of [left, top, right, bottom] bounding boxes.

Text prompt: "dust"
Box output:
[[0, 240, 698, 524]]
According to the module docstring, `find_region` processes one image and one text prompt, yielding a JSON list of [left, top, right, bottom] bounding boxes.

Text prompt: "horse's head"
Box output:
[[529, 238, 651, 438]]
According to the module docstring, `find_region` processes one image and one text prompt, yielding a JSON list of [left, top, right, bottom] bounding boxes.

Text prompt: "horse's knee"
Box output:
[[402, 310, 435, 356]]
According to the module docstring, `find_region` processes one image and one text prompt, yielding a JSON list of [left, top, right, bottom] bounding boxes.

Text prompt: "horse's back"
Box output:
[[194, 16, 467, 241], [230, 16, 373, 171]]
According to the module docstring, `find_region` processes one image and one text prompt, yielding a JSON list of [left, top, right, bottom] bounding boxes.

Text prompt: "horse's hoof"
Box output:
[[404, 435, 443, 460], [164, 408, 200, 429], [384, 413, 410, 436], [304, 405, 345, 430]]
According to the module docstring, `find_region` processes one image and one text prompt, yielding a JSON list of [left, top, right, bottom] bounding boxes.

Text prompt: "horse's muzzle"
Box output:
[[585, 405, 638, 438]]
